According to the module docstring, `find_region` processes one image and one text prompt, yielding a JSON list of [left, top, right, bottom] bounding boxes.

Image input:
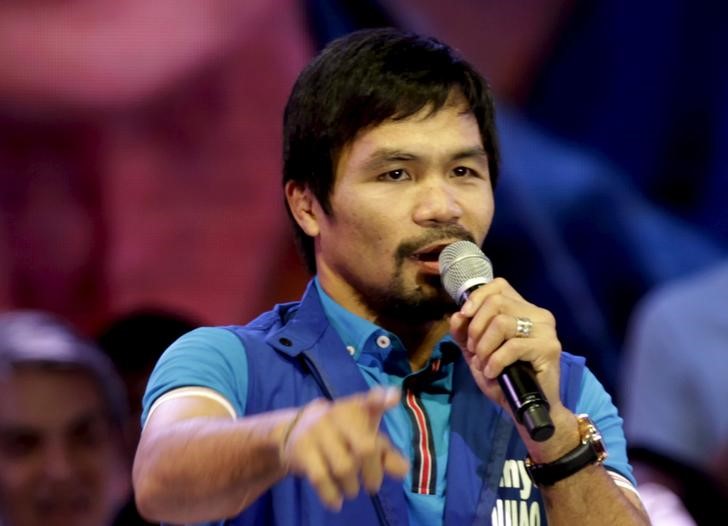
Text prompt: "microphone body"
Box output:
[[439, 241, 555, 442]]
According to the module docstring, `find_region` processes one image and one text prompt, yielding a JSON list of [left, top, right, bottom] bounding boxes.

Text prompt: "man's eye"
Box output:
[[0, 433, 40, 459], [378, 169, 409, 181], [453, 166, 477, 177]]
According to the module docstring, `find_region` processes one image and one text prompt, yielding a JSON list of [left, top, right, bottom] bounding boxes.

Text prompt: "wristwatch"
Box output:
[[524, 414, 607, 487]]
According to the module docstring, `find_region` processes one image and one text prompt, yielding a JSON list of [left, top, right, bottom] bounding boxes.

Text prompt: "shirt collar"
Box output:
[[313, 278, 457, 366], [314, 278, 385, 359]]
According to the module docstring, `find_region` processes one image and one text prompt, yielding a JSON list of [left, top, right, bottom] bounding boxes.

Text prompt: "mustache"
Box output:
[[34, 491, 91, 515], [394, 225, 475, 263]]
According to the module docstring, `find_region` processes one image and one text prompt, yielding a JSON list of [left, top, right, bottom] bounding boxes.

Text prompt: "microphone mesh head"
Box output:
[[438, 240, 493, 303]]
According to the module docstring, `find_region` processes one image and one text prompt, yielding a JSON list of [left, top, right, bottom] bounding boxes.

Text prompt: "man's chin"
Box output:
[[378, 290, 457, 324], [415, 275, 454, 304]]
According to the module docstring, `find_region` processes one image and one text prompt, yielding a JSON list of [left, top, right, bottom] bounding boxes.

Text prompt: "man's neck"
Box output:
[[375, 315, 451, 372]]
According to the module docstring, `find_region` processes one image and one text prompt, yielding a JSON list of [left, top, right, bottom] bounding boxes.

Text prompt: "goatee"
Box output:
[[356, 225, 476, 324]]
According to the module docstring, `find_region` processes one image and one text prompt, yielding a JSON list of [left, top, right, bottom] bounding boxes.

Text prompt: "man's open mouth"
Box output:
[[411, 243, 450, 263]]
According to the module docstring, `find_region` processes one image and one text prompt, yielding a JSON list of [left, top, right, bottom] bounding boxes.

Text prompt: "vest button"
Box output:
[[279, 337, 293, 347]]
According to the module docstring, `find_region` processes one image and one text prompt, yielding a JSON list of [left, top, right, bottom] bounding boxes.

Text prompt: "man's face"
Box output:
[[0, 368, 128, 526], [311, 98, 495, 323]]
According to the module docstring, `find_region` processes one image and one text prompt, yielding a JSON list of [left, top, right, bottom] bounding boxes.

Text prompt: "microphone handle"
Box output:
[[499, 362, 554, 442]]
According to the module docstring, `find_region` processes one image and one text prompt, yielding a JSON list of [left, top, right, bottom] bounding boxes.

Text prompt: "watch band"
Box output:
[[525, 414, 607, 487]]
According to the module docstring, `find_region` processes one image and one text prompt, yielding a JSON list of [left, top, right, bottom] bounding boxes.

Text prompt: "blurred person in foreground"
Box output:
[[621, 261, 728, 524], [133, 29, 649, 525], [0, 311, 129, 526]]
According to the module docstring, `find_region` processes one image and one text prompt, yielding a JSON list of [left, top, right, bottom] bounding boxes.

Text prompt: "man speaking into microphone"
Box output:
[[132, 28, 648, 525]]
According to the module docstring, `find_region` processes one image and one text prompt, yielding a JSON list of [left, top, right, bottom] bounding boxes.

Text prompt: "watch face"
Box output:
[[591, 430, 608, 463], [577, 414, 608, 462], [525, 414, 608, 487]]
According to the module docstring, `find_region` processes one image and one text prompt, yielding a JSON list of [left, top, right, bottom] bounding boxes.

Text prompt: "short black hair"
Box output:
[[96, 308, 197, 374], [283, 27, 500, 273]]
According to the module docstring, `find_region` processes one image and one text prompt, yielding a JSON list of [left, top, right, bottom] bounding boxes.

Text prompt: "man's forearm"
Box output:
[[542, 465, 648, 525], [519, 408, 649, 525], [133, 409, 295, 523]]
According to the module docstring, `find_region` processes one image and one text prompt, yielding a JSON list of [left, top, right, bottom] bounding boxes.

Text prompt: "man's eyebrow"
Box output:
[[451, 147, 488, 162], [362, 146, 488, 170], [361, 148, 419, 170]]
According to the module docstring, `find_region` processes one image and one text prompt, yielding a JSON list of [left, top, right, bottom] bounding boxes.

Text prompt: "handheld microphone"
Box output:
[[439, 240, 554, 442]]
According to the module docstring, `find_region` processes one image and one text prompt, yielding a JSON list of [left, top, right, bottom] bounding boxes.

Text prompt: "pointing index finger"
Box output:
[[362, 387, 401, 424]]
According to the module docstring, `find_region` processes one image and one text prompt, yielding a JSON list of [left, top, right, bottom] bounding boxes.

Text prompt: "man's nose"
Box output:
[[412, 178, 463, 225], [43, 442, 75, 480]]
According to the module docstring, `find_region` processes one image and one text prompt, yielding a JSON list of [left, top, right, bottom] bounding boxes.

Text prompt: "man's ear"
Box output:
[[284, 180, 321, 237]]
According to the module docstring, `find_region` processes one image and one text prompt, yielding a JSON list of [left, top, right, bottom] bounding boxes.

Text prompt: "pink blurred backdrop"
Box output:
[[0, 0, 573, 334]]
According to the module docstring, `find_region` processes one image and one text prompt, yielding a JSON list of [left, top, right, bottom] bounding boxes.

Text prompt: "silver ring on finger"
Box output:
[[515, 317, 533, 338]]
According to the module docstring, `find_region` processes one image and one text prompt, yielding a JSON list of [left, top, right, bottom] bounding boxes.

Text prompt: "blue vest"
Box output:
[[223, 282, 585, 526]]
